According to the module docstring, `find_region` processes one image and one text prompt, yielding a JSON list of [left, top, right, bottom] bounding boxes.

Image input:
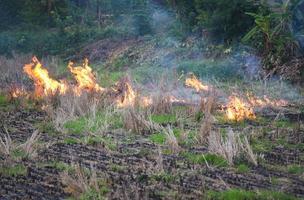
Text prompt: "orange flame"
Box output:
[[116, 81, 136, 108], [226, 96, 256, 121], [141, 96, 153, 107], [10, 87, 28, 98], [23, 57, 67, 96], [247, 94, 288, 107], [68, 59, 104, 95], [185, 74, 209, 92]]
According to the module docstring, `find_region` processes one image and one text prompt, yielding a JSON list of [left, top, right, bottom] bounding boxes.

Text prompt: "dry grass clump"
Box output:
[[163, 126, 180, 154], [0, 129, 41, 160], [150, 93, 173, 114], [0, 54, 31, 87], [208, 128, 257, 166], [0, 132, 13, 157], [18, 130, 41, 159], [198, 95, 217, 144], [61, 163, 101, 198], [45, 91, 104, 131], [122, 107, 161, 134]]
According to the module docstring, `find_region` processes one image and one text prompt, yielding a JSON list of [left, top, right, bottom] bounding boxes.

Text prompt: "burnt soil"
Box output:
[[0, 103, 304, 200]]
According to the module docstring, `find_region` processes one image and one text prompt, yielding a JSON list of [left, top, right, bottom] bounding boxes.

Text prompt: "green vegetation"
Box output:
[[63, 137, 79, 145], [78, 187, 109, 200], [181, 152, 228, 167], [288, 165, 304, 175], [81, 135, 117, 151], [0, 94, 8, 107], [207, 189, 298, 200], [63, 111, 122, 135], [151, 172, 176, 183], [236, 164, 250, 174], [151, 114, 177, 124], [0, 164, 28, 177], [149, 133, 166, 145]]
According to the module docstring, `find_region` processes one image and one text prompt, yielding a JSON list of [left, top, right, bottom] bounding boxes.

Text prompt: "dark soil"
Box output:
[[0, 104, 304, 199]]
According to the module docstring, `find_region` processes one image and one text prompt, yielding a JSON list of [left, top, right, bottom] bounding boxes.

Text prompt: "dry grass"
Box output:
[[46, 91, 103, 132], [122, 107, 161, 134], [198, 95, 216, 144], [0, 132, 13, 156], [208, 128, 257, 166], [163, 126, 180, 154], [208, 128, 239, 165], [61, 163, 100, 198], [18, 130, 41, 159], [150, 93, 173, 114]]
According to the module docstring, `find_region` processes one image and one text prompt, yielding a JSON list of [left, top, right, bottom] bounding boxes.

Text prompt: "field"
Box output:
[[0, 38, 303, 200]]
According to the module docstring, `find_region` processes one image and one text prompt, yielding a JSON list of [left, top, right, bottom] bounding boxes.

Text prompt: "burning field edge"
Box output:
[[0, 56, 304, 199]]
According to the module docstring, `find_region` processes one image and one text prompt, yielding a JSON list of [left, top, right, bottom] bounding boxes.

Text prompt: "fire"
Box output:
[[68, 59, 104, 95], [185, 74, 209, 92], [116, 80, 136, 108], [247, 94, 288, 107], [9, 87, 28, 99], [141, 96, 153, 107], [226, 96, 256, 122], [23, 57, 67, 96]]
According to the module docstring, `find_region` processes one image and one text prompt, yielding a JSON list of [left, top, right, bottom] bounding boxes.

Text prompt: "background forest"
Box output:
[[0, 0, 303, 80]]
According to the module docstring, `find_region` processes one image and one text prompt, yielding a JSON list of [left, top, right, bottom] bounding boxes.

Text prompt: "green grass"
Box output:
[[0, 94, 8, 107], [12, 149, 27, 160], [181, 152, 228, 167], [0, 164, 28, 177], [64, 117, 87, 135], [38, 161, 71, 172], [151, 172, 176, 183], [207, 189, 298, 200], [287, 165, 304, 175], [63, 111, 123, 135], [81, 135, 117, 151], [149, 133, 166, 144], [151, 114, 177, 124], [273, 119, 295, 128], [63, 137, 79, 145], [236, 164, 250, 174], [36, 121, 58, 135], [98, 70, 124, 87]]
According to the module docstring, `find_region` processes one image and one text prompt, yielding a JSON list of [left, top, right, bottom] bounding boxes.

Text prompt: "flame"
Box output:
[[226, 96, 256, 121], [116, 81, 136, 108], [68, 59, 104, 95], [141, 96, 153, 107], [247, 94, 288, 107], [10, 87, 28, 98], [185, 74, 209, 92], [23, 57, 67, 96]]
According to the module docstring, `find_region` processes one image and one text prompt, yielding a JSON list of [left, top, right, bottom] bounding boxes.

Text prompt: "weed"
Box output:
[[181, 152, 228, 167], [0, 164, 27, 177], [18, 130, 41, 159], [151, 114, 177, 124], [152, 172, 176, 183], [236, 164, 250, 173], [0, 132, 13, 156], [61, 163, 108, 199], [149, 133, 166, 145], [0, 94, 8, 107], [163, 126, 180, 153], [287, 165, 304, 175], [206, 189, 298, 200], [63, 138, 79, 145], [64, 118, 87, 135]]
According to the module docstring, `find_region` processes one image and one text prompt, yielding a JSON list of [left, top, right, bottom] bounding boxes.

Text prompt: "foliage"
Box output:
[[242, 1, 303, 79], [207, 189, 298, 200], [167, 0, 261, 41]]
